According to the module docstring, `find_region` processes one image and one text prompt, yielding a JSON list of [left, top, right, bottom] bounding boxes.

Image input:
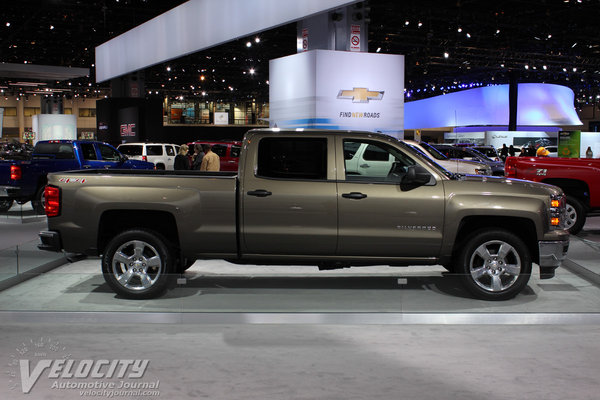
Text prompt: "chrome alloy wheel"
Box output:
[[564, 203, 577, 230], [111, 240, 163, 291], [469, 240, 521, 293]]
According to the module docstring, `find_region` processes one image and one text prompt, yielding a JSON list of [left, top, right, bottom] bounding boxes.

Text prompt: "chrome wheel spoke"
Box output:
[[504, 264, 521, 276], [139, 273, 153, 289], [117, 268, 134, 286], [146, 255, 161, 269], [471, 266, 488, 280], [113, 251, 131, 266], [497, 243, 513, 260], [490, 275, 503, 292], [474, 244, 491, 260]]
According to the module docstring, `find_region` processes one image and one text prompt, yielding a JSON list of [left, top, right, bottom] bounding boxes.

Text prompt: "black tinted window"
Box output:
[[81, 143, 97, 160], [211, 144, 227, 157], [147, 145, 163, 156], [118, 145, 142, 156], [231, 145, 241, 158], [33, 142, 75, 159], [98, 144, 120, 161], [257, 138, 327, 180], [363, 144, 390, 161]]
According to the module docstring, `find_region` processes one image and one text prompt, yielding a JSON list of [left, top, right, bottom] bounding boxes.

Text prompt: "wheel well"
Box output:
[[450, 216, 538, 270], [542, 178, 590, 207], [98, 210, 179, 255]]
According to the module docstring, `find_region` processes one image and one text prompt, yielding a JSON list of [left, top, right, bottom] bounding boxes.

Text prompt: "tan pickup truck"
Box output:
[[39, 129, 569, 300]]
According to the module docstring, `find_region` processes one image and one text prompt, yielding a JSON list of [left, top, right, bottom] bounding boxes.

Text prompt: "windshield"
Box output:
[[399, 141, 454, 179], [468, 148, 494, 162]]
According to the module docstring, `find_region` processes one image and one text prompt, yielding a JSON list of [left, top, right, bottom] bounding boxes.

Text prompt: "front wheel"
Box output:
[[0, 198, 14, 212], [565, 196, 586, 235], [102, 229, 174, 299], [456, 229, 531, 301]]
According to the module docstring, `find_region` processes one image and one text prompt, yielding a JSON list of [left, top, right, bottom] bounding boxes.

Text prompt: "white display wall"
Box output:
[[32, 114, 77, 144], [269, 49, 405, 138]]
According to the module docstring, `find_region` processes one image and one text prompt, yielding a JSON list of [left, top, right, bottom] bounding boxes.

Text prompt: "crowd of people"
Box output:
[[174, 143, 220, 171]]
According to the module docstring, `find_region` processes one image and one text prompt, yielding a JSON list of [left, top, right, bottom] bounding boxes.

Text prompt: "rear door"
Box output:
[[241, 136, 337, 255]]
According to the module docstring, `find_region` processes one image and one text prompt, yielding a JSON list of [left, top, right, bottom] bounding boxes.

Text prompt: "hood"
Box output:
[[451, 174, 562, 197]]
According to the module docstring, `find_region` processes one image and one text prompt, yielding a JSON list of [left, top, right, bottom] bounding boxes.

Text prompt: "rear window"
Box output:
[[211, 144, 227, 157], [33, 142, 75, 159], [146, 145, 163, 156], [118, 145, 143, 156], [257, 137, 327, 180]]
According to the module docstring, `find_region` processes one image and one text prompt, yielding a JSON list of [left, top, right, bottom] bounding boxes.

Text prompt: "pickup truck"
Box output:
[[0, 140, 154, 213], [38, 129, 569, 301], [505, 156, 600, 234]]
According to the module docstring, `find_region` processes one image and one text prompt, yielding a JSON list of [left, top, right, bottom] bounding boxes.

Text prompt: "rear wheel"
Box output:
[[565, 196, 586, 235], [31, 185, 46, 214], [102, 229, 174, 299], [456, 229, 531, 300], [0, 198, 14, 212]]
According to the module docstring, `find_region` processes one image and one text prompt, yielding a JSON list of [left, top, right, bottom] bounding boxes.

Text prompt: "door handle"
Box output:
[[342, 192, 367, 199], [83, 165, 91, 168], [247, 190, 272, 197], [360, 164, 370, 168]]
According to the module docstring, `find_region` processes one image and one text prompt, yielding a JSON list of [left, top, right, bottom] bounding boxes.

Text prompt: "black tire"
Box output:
[[0, 198, 14, 212], [156, 163, 165, 170], [456, 229, 532, 301], [31, 185, 46, 214], [102, 229, 174, 299], [565, 196, 586, 235]]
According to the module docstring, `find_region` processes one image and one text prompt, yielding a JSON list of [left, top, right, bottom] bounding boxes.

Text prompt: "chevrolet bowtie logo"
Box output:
[[337, 87, 384, 103]]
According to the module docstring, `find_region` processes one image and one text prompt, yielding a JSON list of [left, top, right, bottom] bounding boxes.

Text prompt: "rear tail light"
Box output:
[[45, 185, 61, 217], [142, 156, 147, 162], [504, 161, 516, 177], [10, 165, 22, 180]]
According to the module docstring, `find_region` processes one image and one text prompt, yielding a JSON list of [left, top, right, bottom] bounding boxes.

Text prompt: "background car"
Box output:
[[404, 140, 492, 175], [117, 142, 180, 170], [432, 144, 505, 176], [187, 140, 242, 171]]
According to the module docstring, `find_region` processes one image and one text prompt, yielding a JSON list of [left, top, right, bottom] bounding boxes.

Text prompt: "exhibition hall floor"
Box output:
[[0, 210, 599, 399]]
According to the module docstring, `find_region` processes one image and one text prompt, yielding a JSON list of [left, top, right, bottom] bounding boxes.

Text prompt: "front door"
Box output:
[[337, 138, 445, 257]]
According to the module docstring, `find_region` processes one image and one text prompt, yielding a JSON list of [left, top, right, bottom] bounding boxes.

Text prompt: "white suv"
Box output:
[[117, 143, 180, 170]]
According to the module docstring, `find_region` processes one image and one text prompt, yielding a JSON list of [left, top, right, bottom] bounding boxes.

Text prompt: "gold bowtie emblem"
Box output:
[[337, 87, 384, 103]]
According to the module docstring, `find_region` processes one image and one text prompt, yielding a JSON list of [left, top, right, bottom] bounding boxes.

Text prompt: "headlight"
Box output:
[[549, 193, 566, 230]]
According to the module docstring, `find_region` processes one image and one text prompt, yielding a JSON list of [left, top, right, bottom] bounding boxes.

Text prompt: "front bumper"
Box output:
[[38, 230, 62, 252], [538, 239, 569, 279]]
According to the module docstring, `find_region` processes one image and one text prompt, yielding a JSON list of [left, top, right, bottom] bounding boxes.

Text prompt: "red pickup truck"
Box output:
[[505, 156, 600, 234]]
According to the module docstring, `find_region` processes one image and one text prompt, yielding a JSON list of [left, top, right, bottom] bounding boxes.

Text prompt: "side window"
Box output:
[[147, 145, 163, 156], [165, 146, 175, 156], [211, 144, 227, 157], [257, 137, 327, 180], [343, 139, 415, 182], [80, 143, 97, 160], [98, 144, 120, 161], [230, 145, 241, 158]]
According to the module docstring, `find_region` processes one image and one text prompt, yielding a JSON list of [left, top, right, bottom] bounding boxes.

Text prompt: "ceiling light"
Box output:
[[524, 65, 529, 70], [466, 33, 471, 38], [543, 65, 548, 70], [5, 22, 10, 27], [376, 47, 381, 53], [444, 52, 449, 58], [249, 68, 255, 75], [254, 37, 260, 43], [457, 27, 462, 33], [50, 25, 54, 30], [418, 21, 423, 27], [246, 42, 252, 47]]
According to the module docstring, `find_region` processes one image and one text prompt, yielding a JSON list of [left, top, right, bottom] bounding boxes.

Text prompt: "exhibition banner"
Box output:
[[269, 50, 405, 137]]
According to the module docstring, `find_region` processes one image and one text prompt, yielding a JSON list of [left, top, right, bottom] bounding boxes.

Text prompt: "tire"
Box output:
[[456, 229, 532, 301], [31, 185, 46, 214], [156, 163, 166, 170], [102, 229, 174, 299], [565, 196, 586, 235], [0, 198, 14, 212]]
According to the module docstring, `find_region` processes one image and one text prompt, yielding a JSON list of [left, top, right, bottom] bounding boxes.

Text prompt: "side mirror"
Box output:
[[401, 164, 432, 186]]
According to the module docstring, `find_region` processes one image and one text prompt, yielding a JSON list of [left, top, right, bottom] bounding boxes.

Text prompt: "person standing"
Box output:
[[500, 144, 508, 161], [191, 144, 205, 170], [200, 144, 220, 171], [508, 145, 515, 157], [174, 144, 190, 170]]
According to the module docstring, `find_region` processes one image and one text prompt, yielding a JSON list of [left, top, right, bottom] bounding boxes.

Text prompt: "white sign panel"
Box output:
[[269, 50, 404, 137], [349, 24, 361, 52], [214, 112, 229, 125], [32, 114, 77, 145], [96, 0, 358, 82]]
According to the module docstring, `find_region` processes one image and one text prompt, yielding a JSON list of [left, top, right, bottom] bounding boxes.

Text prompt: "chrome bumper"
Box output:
[[539, 239, 569, 268]]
